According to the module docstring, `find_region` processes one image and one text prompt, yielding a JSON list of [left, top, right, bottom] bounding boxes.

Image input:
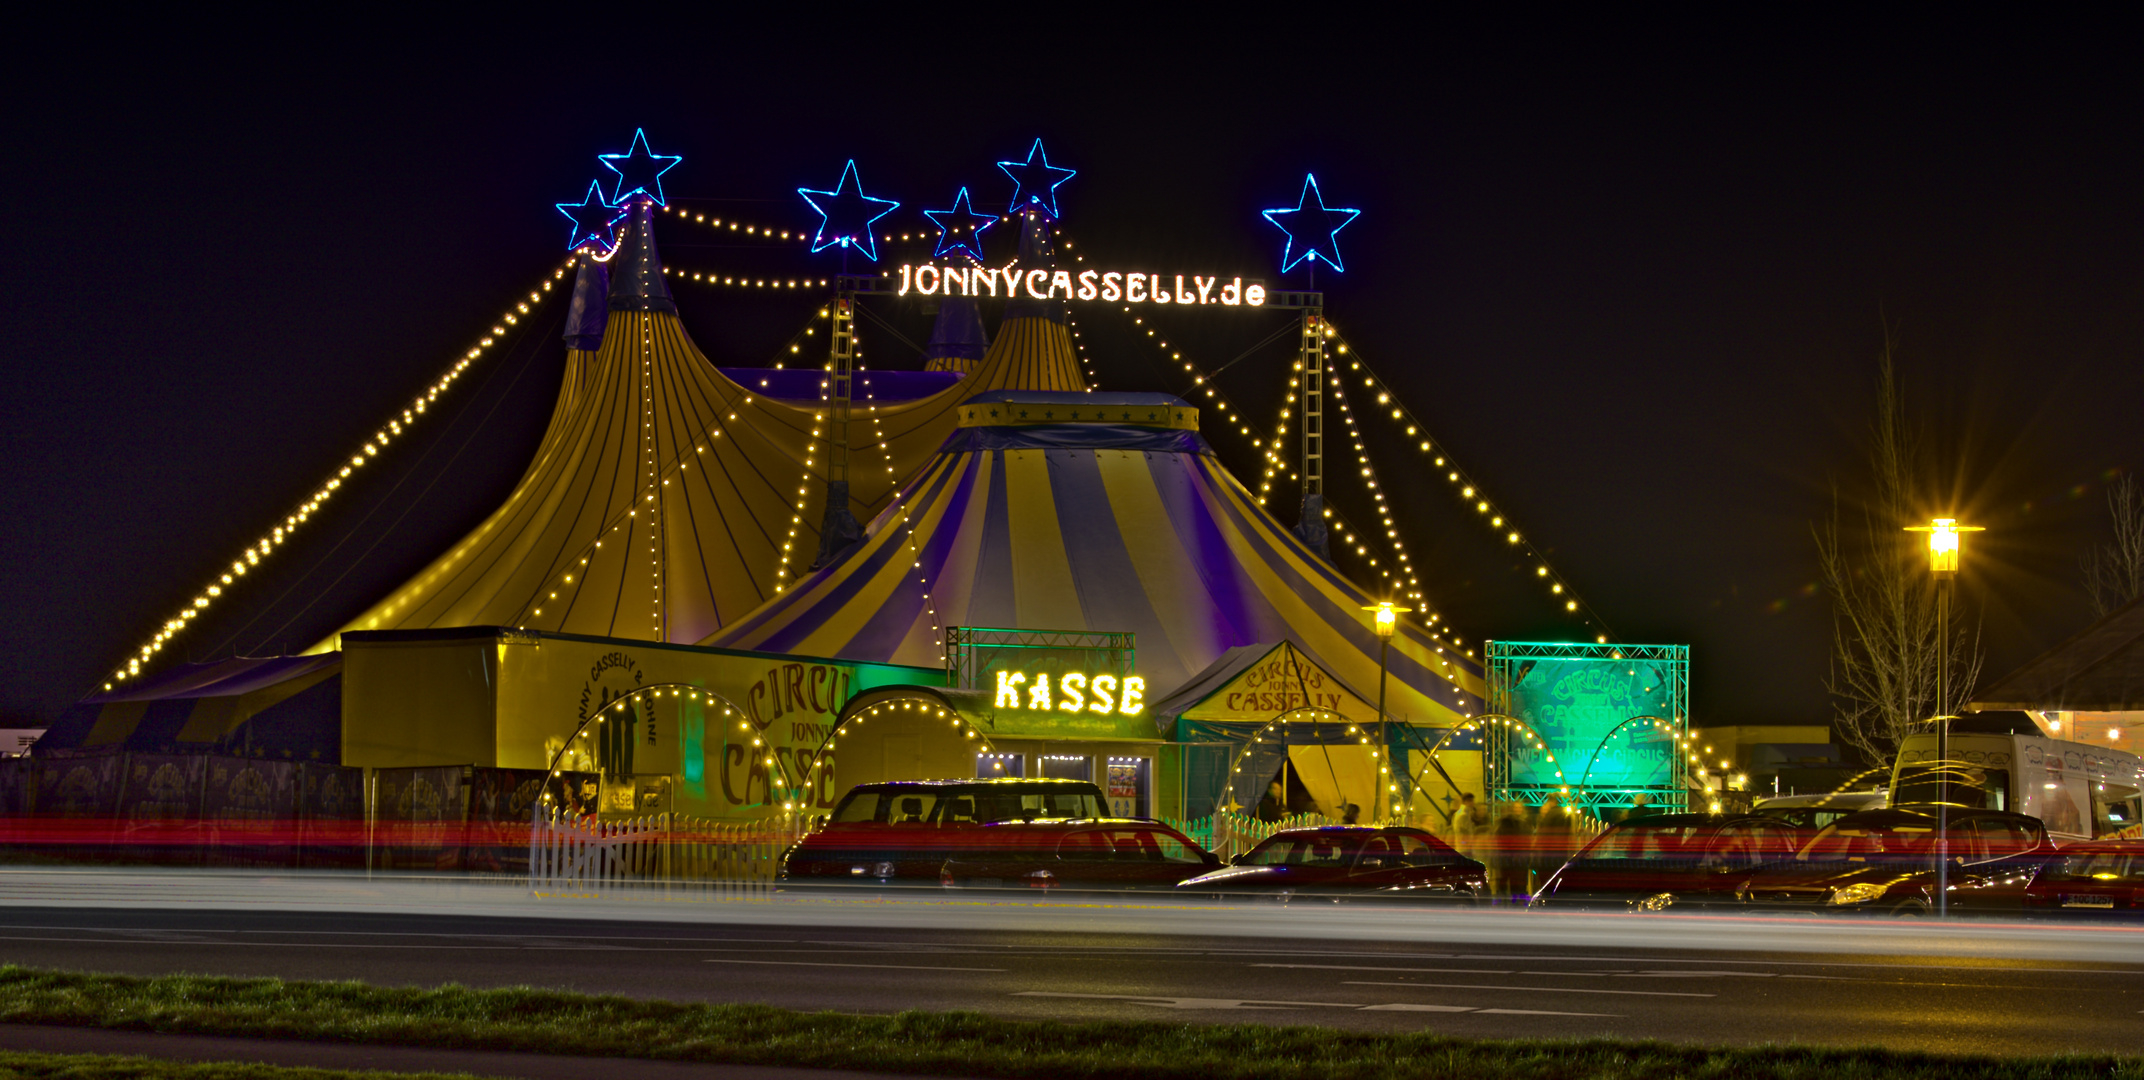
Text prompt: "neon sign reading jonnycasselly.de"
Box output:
[[896, 264, 1266, 307], [994, 671, 1146, 715]]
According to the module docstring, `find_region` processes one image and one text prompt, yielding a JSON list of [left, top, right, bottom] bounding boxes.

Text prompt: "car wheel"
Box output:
[[1890, 900, 1931, 918]]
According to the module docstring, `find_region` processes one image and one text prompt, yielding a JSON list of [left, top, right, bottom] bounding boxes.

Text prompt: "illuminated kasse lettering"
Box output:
[[990, 670, 1143, 715]]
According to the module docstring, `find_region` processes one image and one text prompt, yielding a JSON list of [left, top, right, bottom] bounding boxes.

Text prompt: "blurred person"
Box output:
[[1533, 794, 1578, 897], [1256, 779, 1285, 823], [1451, 792, 1484, 858], [1490, 799, 1529, 902], [1622, 792, 1658, 822], [1341, 802, 1361, 825]]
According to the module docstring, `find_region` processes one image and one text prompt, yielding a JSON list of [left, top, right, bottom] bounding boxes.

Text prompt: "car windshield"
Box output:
[[960, 789, 1102, 823], [2058, 851, 2142, 881], [1578, 823, 1713, 861], [1242, 834, 1360, 867], [829, 786, 1102, 825], [1795, 822, 1934, 861]]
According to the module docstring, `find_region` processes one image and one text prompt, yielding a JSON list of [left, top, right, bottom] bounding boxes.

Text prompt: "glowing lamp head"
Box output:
[[1906, 517, 1981, 575], [1363, 601, 1410, 640]]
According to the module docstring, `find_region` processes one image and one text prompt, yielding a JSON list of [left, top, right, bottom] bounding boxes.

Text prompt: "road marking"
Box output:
[[1016, 993, 1619, 1017], [1255, 964, 1514, 975], [1629, 970, 1778, 978], [705, 959, 1004, 972], [1345, 981, 1713, 998], [1258, 962, 1779, 983], [1015, 992, 1357, 1010]]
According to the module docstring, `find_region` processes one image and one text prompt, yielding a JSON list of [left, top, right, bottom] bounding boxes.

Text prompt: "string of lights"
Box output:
[[1324, 358, 1428, 609], [660, 205, 811, 243], [667, 267, 829, 290], [1323, 322, 1613, 642], [103, 260, 577, 690], [1112, 307, 1267, 447]]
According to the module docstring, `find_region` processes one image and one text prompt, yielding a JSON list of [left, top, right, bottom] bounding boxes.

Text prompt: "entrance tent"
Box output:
[[1152, 641, 1480, 822]]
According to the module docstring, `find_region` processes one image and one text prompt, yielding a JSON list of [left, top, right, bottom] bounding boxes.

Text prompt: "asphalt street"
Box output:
[[0, 872, 2136, 1058]]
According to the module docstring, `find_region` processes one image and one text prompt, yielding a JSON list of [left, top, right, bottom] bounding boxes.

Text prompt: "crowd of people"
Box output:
[[1441, 791, 1658, 901]]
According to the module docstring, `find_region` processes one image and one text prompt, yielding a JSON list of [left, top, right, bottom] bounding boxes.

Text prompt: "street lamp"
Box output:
[[1904, 516, 1981, 917], [1364, 601, 1410, 821]]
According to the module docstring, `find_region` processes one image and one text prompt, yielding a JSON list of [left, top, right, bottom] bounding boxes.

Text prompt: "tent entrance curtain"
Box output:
[[1175, 718, 1449, 821]]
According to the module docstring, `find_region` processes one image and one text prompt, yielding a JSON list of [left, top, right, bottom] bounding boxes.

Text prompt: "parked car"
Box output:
[[1749, 789, 1887, 830], [1530, 813, 1805, 912], [1733, 806, 2056, 916], [779, 779, 1108, 887], [1175, 826, 1485, 902], [939, 820, 1219, 893], [2021, 839, 2144, 918]]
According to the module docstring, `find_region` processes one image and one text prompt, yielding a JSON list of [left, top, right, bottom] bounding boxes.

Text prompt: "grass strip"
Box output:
[[0, 1050, 472, 1080], [0, 966, 2135, 1080]]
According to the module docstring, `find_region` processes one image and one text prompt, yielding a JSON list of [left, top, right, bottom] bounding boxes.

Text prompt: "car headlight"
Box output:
[[1629, 892, 1675, 913], [1829, 882, 1888, 906]]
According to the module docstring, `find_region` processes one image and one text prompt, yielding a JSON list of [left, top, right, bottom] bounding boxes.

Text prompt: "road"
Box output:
[[0, 869, 2137, 1058]]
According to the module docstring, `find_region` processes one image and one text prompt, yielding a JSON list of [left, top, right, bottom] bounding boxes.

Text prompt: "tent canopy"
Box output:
[[42, 654, 342, 760]]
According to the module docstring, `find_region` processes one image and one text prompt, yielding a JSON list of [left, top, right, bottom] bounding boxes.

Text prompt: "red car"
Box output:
[[2022, 839, 2144, 918], [1176, 826, 1486, 903], [939, 820, 1220, 892], [779, 778, 1108, 886], [1531, 813, 1807, 913]]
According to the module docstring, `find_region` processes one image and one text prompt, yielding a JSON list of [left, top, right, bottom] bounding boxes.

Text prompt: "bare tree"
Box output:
[[2082, 475, 2144, 616], [1814, 335, 1983, 766]]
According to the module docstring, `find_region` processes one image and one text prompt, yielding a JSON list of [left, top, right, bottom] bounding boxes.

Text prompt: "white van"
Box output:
[[1890, 713, 2143, 843]]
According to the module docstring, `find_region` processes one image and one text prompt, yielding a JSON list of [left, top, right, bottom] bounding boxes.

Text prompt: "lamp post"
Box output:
[[1364, 601, 1410, 821], [1905, 516, 1981, 917]]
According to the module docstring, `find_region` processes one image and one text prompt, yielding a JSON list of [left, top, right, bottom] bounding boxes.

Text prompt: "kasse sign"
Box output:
[[897, 263, 1266, 307]]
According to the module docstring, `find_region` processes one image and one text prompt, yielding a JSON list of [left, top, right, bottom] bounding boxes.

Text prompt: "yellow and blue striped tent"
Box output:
[[311, 203, 1087, 650], [705, 390, 1487, 723]]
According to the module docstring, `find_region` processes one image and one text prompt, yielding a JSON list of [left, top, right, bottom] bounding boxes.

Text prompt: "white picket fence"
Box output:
[[528, 810, 809, 897]]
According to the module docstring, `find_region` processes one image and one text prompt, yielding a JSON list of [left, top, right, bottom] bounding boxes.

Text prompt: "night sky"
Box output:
[[5, 20, 2140, 741]]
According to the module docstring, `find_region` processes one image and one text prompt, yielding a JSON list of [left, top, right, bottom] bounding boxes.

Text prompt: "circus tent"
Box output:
[[309, 206, 1089, 650], [705, 388, 1489, 727]]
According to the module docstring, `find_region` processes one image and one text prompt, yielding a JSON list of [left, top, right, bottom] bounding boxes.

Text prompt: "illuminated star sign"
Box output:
[[598, 129, 682, 206], [555, 180, 622, 252], [1261, 173, 1361, 273], [798, 160, 900, 262], [923, 187, 996, 264], [997, 138, 1076, 218]]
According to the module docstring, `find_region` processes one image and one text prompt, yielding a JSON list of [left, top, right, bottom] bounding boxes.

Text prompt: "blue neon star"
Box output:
[[599, 129, 682, 206], [798, 160, 900, 262], [1262, 173, 1361, 273], [555, 180, 623, 252], [997, 139, 1076, 219], [923, 187, 996, 264]]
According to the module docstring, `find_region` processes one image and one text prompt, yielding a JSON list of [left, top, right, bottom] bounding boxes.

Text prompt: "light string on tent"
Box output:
[[776, 409, 825, 590], [1114, 308, 1266, 446], [1257, 387, 1298, 502], [796, 697, 997, 814], [520, 392, 772, 628], [1323, 321, 1613, 641], [1067, 316, 1100, 387], [1324, 357, 1427, 610], [103, 259, 577, 690], [669, 268, 831, 290], [635, 313, 666, 640]]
